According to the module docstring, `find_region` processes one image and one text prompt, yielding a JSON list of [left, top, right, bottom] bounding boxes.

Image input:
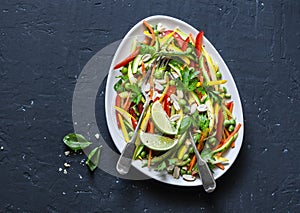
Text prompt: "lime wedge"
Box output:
[[151, 101, 177, 135], [139, 131, 178, 151]]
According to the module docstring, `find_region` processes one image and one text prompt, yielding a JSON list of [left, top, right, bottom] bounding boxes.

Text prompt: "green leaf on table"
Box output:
[[63, 133, 92, 151], [86, 146, 102, 171]]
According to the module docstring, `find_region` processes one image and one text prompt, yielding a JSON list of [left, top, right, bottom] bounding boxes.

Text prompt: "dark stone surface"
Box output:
[[0, 0, 299, 212]]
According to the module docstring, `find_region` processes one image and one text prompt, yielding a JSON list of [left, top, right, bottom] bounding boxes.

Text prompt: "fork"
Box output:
[[116, 57, 160, 175], [189, 130, 216, 193]]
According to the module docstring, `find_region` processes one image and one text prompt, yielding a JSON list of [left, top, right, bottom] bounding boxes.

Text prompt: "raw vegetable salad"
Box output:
[[113, 20, 241, 181]]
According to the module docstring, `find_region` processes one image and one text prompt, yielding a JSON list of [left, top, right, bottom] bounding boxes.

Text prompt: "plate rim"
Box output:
[[105, 15, 244, 186]]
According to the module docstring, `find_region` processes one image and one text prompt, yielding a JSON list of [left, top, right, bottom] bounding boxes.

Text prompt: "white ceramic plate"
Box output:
[[105, 15, 244, 186]]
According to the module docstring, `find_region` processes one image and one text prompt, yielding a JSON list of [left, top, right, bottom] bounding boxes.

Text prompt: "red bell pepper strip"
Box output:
[[114, 46, 140, 69], [166, 85, 176, 96], [181, 37, 190, 51], [131, 117, 137, 130], [163, 86, 176, 116], [164, 94, 170, 117], [189, 60, 198, 68], [147, 119, 155, 133], [137, 102, 143, 115], [162, 30, 185, 48], [195, 30, 204, 57], [115, 94, 122, 128], [226, 101, 233, 110], [216, 108, 224, 142]]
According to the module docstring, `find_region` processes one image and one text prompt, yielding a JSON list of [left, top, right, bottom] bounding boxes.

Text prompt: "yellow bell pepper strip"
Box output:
[[222, 104, 233, 119], [205, 99, 214, 133], [159, 31, 175, 47], [114, 106, 136, 126], [202, 48, 218, 72], [140, 107, 151, 131], [159, 82, 170, 103], [166, 43, 190, 65], [118, 114, 129, 142], [206, 80, 227, 87]]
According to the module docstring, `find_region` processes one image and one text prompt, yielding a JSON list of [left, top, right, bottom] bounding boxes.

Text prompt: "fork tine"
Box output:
[[143, 56, 161, 83]]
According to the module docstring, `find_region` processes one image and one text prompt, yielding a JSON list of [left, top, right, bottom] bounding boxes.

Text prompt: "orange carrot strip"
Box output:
[[143, 20, 156, 46], [214, 123, 241, 152], [141, 61, 146, 78], [189, 135, 205, 171], [148, 149, 152, 168], [224, 128, 230, 138], [215, 163, 225, 170], [231, 141, 235, 148], [229, 102, 234, 113], [189, 33, 195, 45], [122, 91, 132, 111]]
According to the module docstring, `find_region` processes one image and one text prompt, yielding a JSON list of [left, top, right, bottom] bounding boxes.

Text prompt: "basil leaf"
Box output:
[[63, 133, 92, 151], [86, 146, 102, 171], [179, 116, 192, 134]]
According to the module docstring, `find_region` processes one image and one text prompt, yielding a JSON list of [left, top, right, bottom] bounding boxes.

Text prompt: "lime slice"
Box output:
[[151, 101, 177, 135], [139, 131, 178, 151]]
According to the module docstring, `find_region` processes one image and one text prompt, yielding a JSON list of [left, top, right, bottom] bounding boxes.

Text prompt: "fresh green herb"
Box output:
[[179, 116, 192, 134], [139, 43, 156, 56], [86, 146, 102, 171], [63, 133, 92, 151], [198, 114, 209, 131], [181, 67, 200, 91], [114, 79, 123, 92], [193, 133, 201, 143], [125, 83, 143, 105]]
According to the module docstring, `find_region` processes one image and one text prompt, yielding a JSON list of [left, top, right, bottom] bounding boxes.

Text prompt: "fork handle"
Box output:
[[116, 100, 149, 175], [189, 131, 216, 193], [196, 159, 216, 193]]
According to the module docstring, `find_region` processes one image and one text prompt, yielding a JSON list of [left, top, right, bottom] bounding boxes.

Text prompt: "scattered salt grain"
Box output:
[[64, 162, 70, 168]]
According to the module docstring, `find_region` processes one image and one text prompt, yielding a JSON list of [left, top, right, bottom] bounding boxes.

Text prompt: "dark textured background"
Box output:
[[0, 0, 299, 212]]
